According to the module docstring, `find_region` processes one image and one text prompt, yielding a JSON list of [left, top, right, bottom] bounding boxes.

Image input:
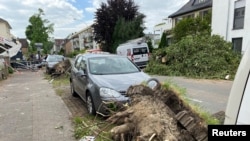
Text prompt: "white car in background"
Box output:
[[224, 44, 250, 125]]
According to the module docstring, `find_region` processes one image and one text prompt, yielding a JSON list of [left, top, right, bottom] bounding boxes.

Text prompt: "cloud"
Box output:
[[1, 0, 189, 39], [1, 0, 84, 38], [88, 0, 188, 33]]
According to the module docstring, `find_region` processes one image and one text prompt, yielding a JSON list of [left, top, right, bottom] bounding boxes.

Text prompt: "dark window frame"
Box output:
[[233, 7, 245, 29], [232, 38, 243, 53]]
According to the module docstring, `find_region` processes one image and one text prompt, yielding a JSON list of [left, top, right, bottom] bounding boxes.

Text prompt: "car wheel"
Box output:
[[70, 81, 77, 97], [86, 93, 96, 115]]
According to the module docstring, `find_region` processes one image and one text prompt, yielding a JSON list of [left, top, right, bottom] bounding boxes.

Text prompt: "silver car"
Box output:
[[70, 53, 151, 116], [45, 54, 64, 74]]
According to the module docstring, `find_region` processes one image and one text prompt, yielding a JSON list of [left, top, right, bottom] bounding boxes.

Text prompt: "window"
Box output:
[[75, 56, 83, 70], [199, 10, 209, 18], [198, 0, 207, 3], [79, 59, 86, 71], [175, 17, 183, 25], [133, 47, 148, 55], [233, 7, 245, 29], [232, 38, 242, 53], [194, 0, 207, 5]]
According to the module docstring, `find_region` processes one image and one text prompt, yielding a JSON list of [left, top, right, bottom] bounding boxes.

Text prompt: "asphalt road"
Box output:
[[151, 75, 233, 114]]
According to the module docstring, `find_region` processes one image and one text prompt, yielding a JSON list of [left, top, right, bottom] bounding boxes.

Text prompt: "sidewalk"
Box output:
[[0, 69, 76, 141]]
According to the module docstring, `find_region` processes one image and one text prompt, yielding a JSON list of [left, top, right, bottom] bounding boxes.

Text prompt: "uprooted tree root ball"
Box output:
[[106, 85, 208, 141], [51, 59, 72, 77]]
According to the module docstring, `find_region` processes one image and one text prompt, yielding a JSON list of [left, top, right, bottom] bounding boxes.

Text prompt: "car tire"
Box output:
[[86, 93, 96, 115], [70, 81, 78, 97]]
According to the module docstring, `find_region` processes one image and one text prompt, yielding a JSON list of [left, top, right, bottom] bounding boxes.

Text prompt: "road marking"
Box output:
[[185, 97, 203, 103]]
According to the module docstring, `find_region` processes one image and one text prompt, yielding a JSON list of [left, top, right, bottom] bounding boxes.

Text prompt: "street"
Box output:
[[152, 75, 233, 114]]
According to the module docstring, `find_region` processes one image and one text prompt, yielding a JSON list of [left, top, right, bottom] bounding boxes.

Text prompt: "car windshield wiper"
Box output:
[[92, 72, 105, 75]]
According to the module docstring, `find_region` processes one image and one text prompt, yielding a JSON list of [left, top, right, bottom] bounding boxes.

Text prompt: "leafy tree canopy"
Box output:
[[158, 32, 167, 48], [93, 0, 145, 53], [112, 16, 145, 53], [25, 8, 54, 54], [172, 11, 211, 43]]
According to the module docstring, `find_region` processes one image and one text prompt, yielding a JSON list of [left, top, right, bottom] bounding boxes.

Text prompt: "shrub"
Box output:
[[145, 35, 241, 79]]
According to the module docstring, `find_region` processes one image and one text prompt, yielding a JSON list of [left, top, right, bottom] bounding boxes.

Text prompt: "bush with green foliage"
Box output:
[[66, 49, 86, 58], [158, 32, 167, 48], [144, 35, 241, 79], [8, 66, 14, 74]]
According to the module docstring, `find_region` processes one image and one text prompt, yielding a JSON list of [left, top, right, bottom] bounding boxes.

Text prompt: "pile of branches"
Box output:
[[51, 58, 72, 77]]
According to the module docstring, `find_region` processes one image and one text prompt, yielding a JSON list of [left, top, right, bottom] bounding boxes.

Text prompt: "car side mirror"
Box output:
[[146, 78, 161, 90], [77, 69, 86, 77]]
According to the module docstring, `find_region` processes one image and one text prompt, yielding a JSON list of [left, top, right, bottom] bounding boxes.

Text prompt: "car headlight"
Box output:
[[99, 88, 121, 98], [48, 64, 54, 68]]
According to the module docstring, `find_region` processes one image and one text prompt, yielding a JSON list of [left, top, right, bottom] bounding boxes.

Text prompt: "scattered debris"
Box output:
[[79, 136, 95, 141], [54, 125, 64, 130]]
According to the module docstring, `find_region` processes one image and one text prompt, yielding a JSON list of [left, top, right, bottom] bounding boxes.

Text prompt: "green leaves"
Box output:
[[93, 0, 145, 53], [145, 35, 241, 79], [25, 8, 54, 54], [173, 11, 212, 43]]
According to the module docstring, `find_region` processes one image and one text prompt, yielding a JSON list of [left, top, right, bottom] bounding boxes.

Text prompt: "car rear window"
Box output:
[[133, 47, 148, 55]]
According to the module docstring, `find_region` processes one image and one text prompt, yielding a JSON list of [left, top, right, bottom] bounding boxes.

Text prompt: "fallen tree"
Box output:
[[106, 82, 208, 141], [51, 58, 71, 77]]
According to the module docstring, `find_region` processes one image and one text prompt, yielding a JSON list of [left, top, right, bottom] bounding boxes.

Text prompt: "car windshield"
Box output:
[[47, 55, 64, 62], [88, 56, 140, 75]]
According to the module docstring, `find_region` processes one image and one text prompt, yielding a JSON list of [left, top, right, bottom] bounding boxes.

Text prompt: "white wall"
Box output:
[[0, 23, 11, 39], [212, 0, 250, 53]]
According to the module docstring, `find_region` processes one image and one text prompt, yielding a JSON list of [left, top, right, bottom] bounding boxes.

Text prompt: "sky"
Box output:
[[0, 0, 188, 39]]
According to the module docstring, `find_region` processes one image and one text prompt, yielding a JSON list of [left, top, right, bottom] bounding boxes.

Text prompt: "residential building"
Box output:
[[168, 0, 212, 28], [52, 39, 65, 54], [64, 39, 72, 55], [0, 18, 21, 78], [212, 0, 250, 53], [18, 38, 29, 55], [0, 18, 12, 40], [152, 0, 212, 48], [68, 24, 97, 52], [0, 18, 21, 58], [153, 18, 173, 48]]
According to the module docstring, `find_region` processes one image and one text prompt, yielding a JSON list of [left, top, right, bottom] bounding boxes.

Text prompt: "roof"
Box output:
[[18, 38, 29, 48], [0, 18, 12, 29], [168, 0, 212, 18], [54, 39, 65, 46]]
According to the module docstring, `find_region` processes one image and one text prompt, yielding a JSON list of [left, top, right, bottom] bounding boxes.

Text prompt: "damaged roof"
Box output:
[[168, 0, 212, 18], [0, 18, 12, 29]]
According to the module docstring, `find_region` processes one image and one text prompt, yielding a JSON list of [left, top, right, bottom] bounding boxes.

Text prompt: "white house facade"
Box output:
[[153, 18, 173, 48], [212, 0, 250, 53], [69, 24, 98, 51]]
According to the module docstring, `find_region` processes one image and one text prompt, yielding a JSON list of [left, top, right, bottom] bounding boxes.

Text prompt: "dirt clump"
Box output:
[[107, 84, 208, 141], [51, 59, 71, 77]]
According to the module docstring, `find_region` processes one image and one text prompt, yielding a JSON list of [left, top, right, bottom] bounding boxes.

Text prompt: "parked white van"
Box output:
[[116, 41, 150, 68], [224, 43, 250, 125]]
